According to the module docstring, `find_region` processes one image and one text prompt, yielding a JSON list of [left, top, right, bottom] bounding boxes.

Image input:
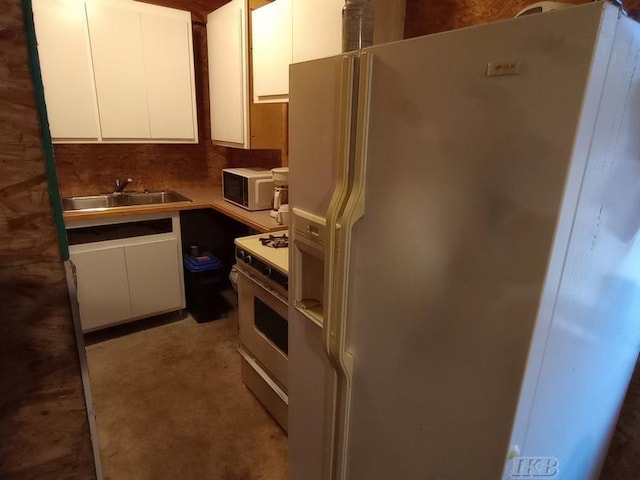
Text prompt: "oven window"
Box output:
[[254, 298, 288, 355]]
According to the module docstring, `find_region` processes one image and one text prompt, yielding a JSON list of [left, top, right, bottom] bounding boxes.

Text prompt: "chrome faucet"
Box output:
[[113, 177, 133, 194]]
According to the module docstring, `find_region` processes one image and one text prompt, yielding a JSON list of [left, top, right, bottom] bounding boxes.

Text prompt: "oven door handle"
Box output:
[[235, 266, 288, 305]]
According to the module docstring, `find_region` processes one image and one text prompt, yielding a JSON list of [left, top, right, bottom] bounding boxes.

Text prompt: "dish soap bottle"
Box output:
[[342, 0, 374, 52]]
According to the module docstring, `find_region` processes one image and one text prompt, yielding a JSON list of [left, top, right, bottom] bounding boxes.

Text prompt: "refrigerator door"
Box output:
[[331, 4, 607, 480], [288, 53, 356, 480]]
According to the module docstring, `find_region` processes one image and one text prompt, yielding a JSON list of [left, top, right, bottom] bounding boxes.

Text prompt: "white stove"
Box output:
[[234, 231, 288, 290], [233, 230, 289, 431]]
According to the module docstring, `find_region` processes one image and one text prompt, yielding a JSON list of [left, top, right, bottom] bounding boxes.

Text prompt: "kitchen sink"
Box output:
[[62, 191, 192, 212]]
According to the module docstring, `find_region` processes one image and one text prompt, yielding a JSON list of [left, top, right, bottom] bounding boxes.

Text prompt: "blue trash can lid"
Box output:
[[183, 254, 222, 272]]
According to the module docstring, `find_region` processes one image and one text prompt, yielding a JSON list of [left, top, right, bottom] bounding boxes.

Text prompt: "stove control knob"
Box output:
[[244, 255, 252, 265], [263, 265, 272, 276], [237, 250, 245, 261]]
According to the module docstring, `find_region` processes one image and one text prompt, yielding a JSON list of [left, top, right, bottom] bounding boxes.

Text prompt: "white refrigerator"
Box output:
[[288, 2, 640, 479]]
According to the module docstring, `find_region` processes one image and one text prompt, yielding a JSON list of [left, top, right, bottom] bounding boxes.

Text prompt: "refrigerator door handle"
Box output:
[[323, 54, 356, 368], [321, 53, 357, 480], [323, 51, 374, 480]]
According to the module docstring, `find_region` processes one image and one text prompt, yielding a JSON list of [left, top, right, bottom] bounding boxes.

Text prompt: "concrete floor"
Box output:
[[85, 309, 288, 480]]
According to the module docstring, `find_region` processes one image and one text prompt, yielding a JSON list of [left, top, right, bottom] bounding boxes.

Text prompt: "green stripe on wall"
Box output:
[[21, 0, 69, 260]]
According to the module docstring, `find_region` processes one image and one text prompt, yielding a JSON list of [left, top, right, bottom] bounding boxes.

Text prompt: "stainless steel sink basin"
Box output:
[[62, 191, 192, 212]]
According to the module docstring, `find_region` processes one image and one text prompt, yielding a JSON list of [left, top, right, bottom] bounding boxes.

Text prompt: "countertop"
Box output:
[[63, 185, 285, 233]]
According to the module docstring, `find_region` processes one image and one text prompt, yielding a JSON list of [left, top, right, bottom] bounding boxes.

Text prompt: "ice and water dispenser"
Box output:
[[291, 207, 327, 326]]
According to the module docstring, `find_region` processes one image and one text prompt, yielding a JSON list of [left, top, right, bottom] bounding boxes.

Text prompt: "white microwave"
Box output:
[[222, 168, 274, 211]]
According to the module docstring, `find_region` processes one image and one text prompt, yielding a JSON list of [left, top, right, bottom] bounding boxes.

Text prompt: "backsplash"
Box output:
[[54, 142, 227, 197], [227, 147, 282, 171]]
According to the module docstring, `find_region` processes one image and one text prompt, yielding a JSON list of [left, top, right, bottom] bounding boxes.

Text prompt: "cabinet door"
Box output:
[[125, 238, 184, 319], [207, 0, 249, 147], [252, 0, 292, 103], [141, 11, 196, 140], [291, 0, 343, 63], [86, 2, 151, 139], [291, 0, 406, 63], [71, 246, 132, 332], [32, 0, 100, 141]]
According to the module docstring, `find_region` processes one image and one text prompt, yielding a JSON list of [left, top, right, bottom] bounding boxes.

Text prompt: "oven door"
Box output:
[[237, 267, 288, 390]]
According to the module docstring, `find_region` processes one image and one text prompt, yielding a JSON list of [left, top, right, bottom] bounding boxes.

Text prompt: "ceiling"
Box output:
[[138, 0, 640, 31], [137, 0, 230, 23]]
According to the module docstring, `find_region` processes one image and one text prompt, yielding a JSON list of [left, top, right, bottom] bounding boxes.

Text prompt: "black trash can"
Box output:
[[183, 253, 225, 323]]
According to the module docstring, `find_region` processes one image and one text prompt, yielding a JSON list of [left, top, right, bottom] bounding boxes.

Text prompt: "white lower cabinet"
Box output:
[[69, 213, 185, 332], [71, 246, 132, 332], [125, 239, 183, 319]]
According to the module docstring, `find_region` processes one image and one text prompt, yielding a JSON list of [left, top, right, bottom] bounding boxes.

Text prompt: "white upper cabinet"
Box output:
[[33, 0, 198, 143], [292, 0, 407, 63], [251, 0, 405, 103], [31, 0, 100, 141], [141, 13, 196, 140], [207, 0, 248, 147], [252, 0, 292, 103], [291, 0, 343, 64], [206, 0, 288, 151], [86, 2, 151, 139]]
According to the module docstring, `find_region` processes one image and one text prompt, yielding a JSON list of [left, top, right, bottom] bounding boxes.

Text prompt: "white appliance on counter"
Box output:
[[234, 232, 289, 431], [222, 167, 274, 210], [288, 3, 640, 480], [271, 167, 289, 218]]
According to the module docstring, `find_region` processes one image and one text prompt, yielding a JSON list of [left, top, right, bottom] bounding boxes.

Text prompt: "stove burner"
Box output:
[[259, 233, 289, 249]]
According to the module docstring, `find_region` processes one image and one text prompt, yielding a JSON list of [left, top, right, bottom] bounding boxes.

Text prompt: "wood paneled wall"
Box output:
[[0, 1, 95, 478], [404, 0, 588, 37], [600, 358, 640, 478], [4, 0, 639, 478]]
